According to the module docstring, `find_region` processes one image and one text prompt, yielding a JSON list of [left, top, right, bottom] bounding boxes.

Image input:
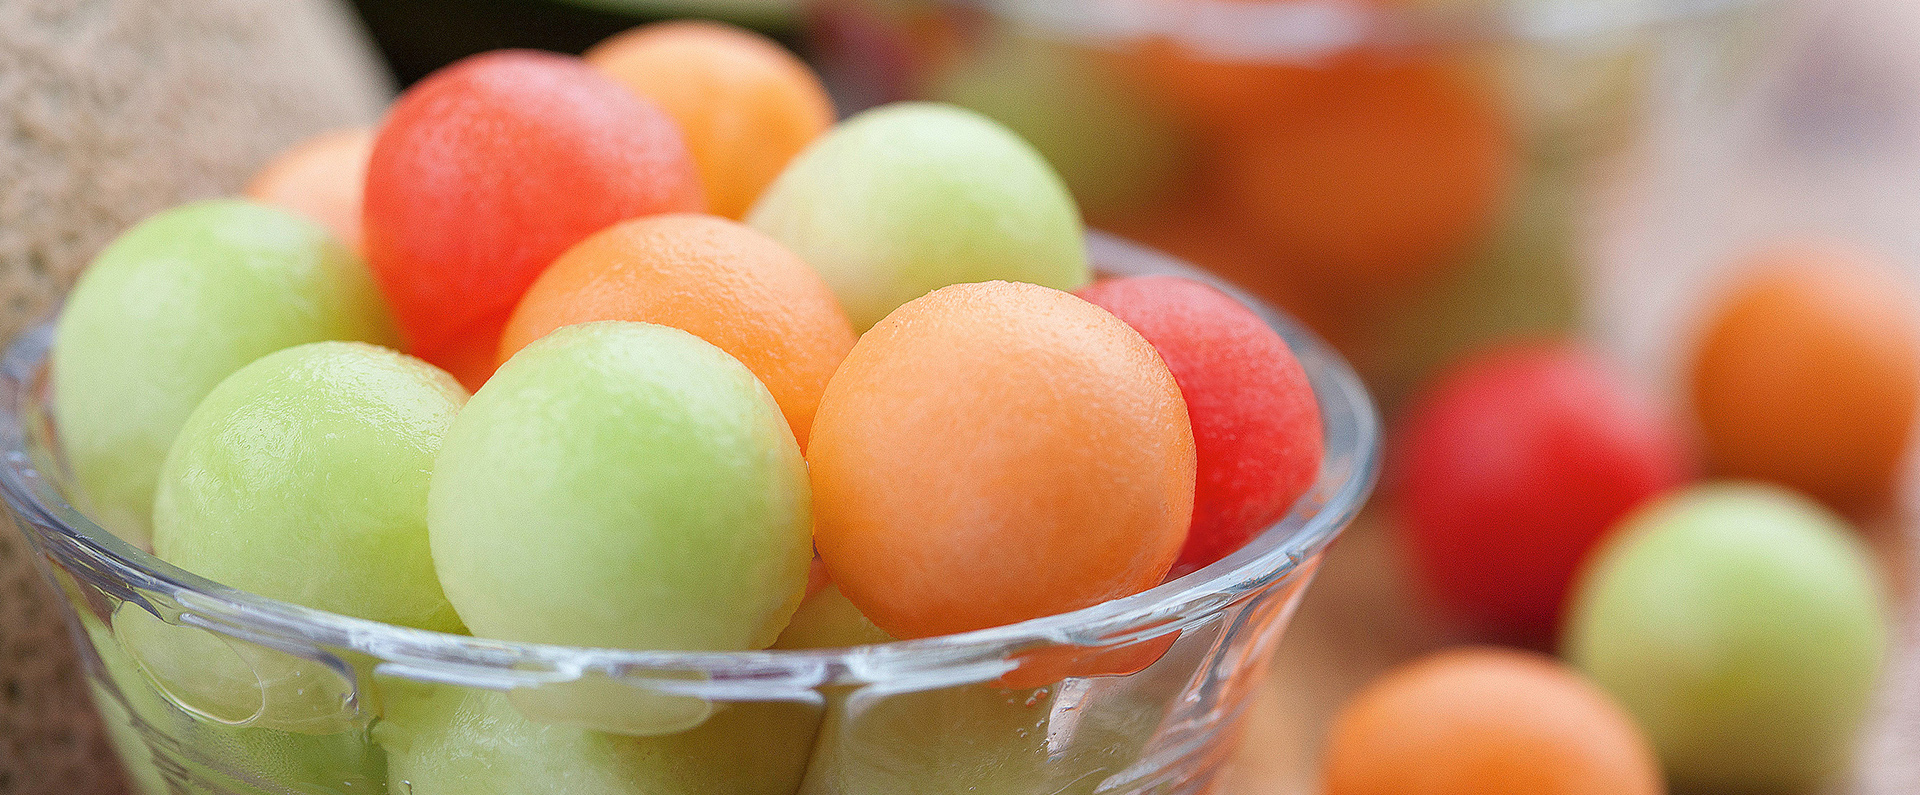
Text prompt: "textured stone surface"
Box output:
[[0, 1, 388, 792]]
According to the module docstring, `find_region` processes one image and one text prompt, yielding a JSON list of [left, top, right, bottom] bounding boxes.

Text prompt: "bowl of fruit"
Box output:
[[808, 0, 1769, 408], [0, 20, 1378, 795]]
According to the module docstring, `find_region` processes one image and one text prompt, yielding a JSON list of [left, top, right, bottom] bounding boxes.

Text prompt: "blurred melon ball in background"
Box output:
[[1564, 483, 1889, 795], [929, 31, 1192, 217], [1396, 341, 1691, 642], [1216, 61, 1518, 305], [245, 128, 375, 253], [1686, 243, 1920, 517], [1322, 647, 1663, 795]]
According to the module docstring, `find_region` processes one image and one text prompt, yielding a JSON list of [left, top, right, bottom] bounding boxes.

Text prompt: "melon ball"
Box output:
[[152, 341, 465, 632], [1397, 341, 1691, 640], [809, 281, 1193, 639], [798, 685, 1060, 795], [586, 20, 834, 219], [1322, 647, 1663, 795], [52, 199, 396, 547], [798, 677, 1167, 795], [1366, 167, 1581, 408], [1220, 62, 1514, 299], [429, 321, 810, 652], [773, 584, 893, 650], [363, 49, 704, 389], [82, 613, 183, 794], [1078, 275, 1323, 573], [1103, 0, 1378, 135], [377, 684, 816, 795], [1564, 483, 1889, 794], [804, 556, 830, 599], [87, 688, 169, 795], [930, 32, 1188, 215], [114, 603, 364, 735], [96, 612, 387, 791], [499, 214, 854, 449], [245, 127, 374, 252], [1687, 244, 1920, 515], [746, 102, 1090, 330]]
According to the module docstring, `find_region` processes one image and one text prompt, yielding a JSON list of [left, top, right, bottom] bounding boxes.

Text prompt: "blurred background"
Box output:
[[337, 0, 1920, 409], [8, 0, 1920, 792]]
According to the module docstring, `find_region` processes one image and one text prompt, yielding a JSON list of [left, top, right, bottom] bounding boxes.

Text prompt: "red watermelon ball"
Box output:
[[1397, 341, 1691, 641], [363, 50, 705, 389], [1078, 275, 1323, 574]]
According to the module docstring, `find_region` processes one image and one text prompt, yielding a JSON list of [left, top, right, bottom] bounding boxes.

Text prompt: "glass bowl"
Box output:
[[0, 232, 1378, 795], [806, 0, 1770, 407]]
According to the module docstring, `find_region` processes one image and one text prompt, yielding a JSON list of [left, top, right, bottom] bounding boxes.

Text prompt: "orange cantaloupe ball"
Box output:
[[1219, 62, 1515, 300], [1108, 40, 1319, 136], [808, 281, 1195, 639], [245, 127, 373, 252], [499, 213, 855, 449], [1102, 0, 1396, 134], [1687, 244, 1920, 515], [1324, 647, 1665, 795], [587, 21, 835, 219]]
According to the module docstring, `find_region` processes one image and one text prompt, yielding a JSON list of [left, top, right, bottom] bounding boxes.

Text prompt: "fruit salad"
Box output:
[[30, 17, 1343, 795]]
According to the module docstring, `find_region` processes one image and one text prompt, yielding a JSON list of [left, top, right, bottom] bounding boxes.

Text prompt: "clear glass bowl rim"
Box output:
[[944, 0, 1770, 59], [0, 231, 1380, 694]]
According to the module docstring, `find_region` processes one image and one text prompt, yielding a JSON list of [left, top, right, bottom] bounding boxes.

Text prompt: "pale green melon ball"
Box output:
[[152, 341, 466, 633], [87, 682, 170, 795], [377, 683, 818, 795], [115, 605, 363, 735], [798, 685, 1046, 795], [773, 584, 894, 650], [746, 102, 1089, 330], [1564, 482, 1889, 794], [80, 613, 171, 795], [97, 606, 386, 781], [797, 679, 1161, 795], [53, 199, 397, 546], [428, 321, 811, 652], [931, 33, 1188, 216]]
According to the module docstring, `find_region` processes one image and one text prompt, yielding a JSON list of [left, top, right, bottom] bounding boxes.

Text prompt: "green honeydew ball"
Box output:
[[377, 683, 818, 795], [81, 612, 172, 795], [746, 102, 1090, 330], [92, 607, 386, 785], [53, 199, 396, 546], [797, 677, 1166, 795], [774, 584, 894, 650], [1564, 482, 1889, 794], [153, 341, 466, 633], [930, 33, 1188, 216], [428, 321, 812, 652]]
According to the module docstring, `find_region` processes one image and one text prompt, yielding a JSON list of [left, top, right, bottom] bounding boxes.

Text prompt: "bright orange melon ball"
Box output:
[[809, 281, 1195, 639], [1108, 42, 1319, 136], [499, 213, 855, 448], [1324, 648, 1665, 795], [1687, 244, 1920, 515], [1103, 0, 1406, 135], [1219, 62, 1514, 300], [586, 21, 835, 220], [245, 127, 373, 252]]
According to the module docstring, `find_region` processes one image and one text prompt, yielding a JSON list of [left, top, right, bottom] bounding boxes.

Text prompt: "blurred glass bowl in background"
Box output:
[[806, 0, 1769, 409]]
